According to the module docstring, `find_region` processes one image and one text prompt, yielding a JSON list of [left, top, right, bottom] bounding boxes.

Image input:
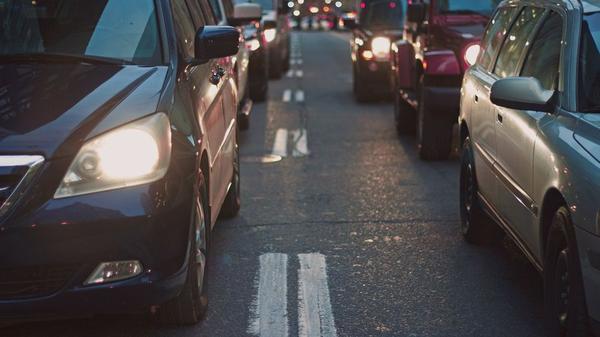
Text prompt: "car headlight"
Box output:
[[371, 37, 391, 60], [55, 113, 171, 198], [464, 44, 480, 66], [264, 28, 277, 43]]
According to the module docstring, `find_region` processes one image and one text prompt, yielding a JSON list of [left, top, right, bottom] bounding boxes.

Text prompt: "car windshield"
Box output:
[[359, 0, 403, 30], [580, 12, 600, 112], [0, 0, 162, 66], [240, 0, 273, 11], [436, 0, 501, 16]]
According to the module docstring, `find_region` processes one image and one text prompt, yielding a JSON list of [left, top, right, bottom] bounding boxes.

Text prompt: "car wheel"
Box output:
[[394, 90, 415, 135], [353, 66, 370, 103], [417, 85, 452, 160], [220, 138, 241, 218], [544, 207, 590, 337], [460, 137, 501, 245], [157, 179, 209, 325]]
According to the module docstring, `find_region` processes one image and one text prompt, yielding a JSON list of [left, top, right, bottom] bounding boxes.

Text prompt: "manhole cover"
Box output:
[[241, 154, 282, 164]]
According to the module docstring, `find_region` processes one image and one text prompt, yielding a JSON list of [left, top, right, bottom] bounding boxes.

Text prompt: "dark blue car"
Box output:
[[0, 0, 245, 325]]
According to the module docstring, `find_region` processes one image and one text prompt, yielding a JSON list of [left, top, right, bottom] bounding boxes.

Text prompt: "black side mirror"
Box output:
[[490, 77, 556, 112], [194, 26, 240, 62], [407, 3, 425, 23], [342, 18, 357, 29]]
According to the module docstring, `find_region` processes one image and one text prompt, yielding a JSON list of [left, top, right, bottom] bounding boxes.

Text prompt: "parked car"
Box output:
[[345, 0, 404, 102], [210, 0, 263, 130], [235, 0, 270, 103], [256, 0, 291, 78], [0, 0, 241, 325], [390, 0, 500, 160], [459, 0, 600, 335]]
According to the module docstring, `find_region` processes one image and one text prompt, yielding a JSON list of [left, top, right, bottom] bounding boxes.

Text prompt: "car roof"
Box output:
[[582, 0, 600, 13]]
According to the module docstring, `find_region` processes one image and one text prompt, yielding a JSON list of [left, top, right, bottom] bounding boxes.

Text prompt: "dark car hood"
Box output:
[[0, 63, 166, 159]]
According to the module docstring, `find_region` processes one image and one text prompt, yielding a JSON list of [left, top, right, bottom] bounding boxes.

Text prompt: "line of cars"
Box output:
[[0, 0, 288, 328], [347, 0, 600, 335]]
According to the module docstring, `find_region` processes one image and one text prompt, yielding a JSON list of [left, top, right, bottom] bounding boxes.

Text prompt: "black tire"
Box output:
[[250, 77, 268, 103], [544, 207, 590, 337], [394, 90, 416, 135], [239, 114, 250, 131], [269, 48, 283, 79], [460, 137, 501, 245], [417, 85, 453, 161], [220, 137, 241, 218], [353, 66, 370, 103], [157, 179, 209, 325]]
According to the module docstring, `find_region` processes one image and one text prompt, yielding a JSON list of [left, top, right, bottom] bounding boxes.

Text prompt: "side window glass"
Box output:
[[198, 0, 218, 25], [209, 0, 224, 23], [494, 7, 543, 78], [171, 0, 197, 58], [478, 7, 517, 69], [521, 12, 563, 91], [185, 0, 207, 29]]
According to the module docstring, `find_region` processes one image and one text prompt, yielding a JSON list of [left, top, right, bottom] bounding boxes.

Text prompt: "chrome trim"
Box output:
[[0, 155, 45, 218]]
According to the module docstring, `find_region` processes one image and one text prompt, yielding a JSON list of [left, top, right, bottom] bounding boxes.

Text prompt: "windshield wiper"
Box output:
[[0, 53, 135, 65]]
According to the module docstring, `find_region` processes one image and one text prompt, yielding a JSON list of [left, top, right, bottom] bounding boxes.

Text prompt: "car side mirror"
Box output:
[[491, 77, 556, 112], [407, 3, 425, 24], [194, 26, 240, 62], [342, 18, 357, 29], [230, 3, 262, 26]]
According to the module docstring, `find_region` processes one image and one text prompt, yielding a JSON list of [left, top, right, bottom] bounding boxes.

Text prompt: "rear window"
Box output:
[[359, 0, 403, 30]]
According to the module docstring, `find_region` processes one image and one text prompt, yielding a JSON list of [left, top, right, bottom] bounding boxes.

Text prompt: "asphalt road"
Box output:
[[4, 31, 546, 337]]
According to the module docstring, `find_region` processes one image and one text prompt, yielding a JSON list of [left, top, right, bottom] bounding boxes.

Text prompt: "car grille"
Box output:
[[0, 156, 45, 218], [0, 265, 78, 300]]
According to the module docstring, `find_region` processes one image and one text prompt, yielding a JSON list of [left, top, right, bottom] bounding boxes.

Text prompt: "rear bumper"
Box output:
[[0, 178, 193, 319], [421, 85, 461, 119]]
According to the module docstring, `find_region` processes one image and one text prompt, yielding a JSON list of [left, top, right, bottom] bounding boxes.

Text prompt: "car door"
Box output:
[[495, 11, 564, 252], [172, 0, 227, 217], [469, 5, 517, 206]]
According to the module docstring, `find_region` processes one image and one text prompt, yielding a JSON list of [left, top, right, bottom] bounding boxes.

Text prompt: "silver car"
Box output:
[[458, 0, 600, 336]]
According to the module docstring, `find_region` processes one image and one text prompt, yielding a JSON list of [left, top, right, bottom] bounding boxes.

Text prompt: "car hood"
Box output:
[[0, 63, 167, 159], [574, 114, 600, 163]]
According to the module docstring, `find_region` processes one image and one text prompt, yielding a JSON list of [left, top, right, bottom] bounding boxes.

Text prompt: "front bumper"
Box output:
[[574, 226, 600, 336], [356, 60, 392, 92], [0, 176, 193, 319]]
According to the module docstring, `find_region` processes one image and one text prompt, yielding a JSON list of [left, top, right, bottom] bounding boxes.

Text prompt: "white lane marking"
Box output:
[[295, 90, 305, 103], [286, 69, 294, 78], [291, 59, 298, 65], [283, 89, 292, 102], [248, 253, 289, 337], [272, 129, 288, 157], [296, 70, 304, 78], [297, 59, 304, 65], [291, 129, 310, 157], [298, 253, 338, 337]]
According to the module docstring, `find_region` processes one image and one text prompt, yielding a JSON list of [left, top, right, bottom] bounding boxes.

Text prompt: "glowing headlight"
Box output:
[[264, 28, 277, 43], [371, 37, 391, 60], [55, 113, 171, 198], [464, 44, 480, 66]]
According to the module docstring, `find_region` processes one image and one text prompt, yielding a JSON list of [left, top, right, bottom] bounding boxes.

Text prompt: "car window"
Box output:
[[520, 12, 562, 91], [579, 12, 600, 111], [171, 0, 197, 58], [494, 7, 543, 78], [359, 0, 404, 30], [197, 0, 218, 25], [478, 6, 517, 70], [0, 0, 162, 65], [185, 0, 207, 29], [209, 0, 224, 23]]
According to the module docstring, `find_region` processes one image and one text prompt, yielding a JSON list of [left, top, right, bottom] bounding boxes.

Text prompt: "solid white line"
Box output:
[[296, 70, 304, 78], [283, 89, 292, 102], [298, 253, 337, 337], [295, 90, 305, 103], [248, 253, 289, 337], [272, 129, 288, 157], [292, 129, 309, 157]]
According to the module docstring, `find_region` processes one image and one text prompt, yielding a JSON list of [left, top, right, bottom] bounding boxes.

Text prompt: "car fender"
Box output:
[[391, 40, 416, 90], [423, 50, 461, 77]]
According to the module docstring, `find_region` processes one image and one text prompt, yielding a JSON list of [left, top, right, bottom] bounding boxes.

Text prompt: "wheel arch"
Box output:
[[540, 187, 568, 259]]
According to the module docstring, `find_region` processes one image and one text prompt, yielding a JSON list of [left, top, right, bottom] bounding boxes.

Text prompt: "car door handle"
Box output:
[[474, 95, 479, 103], [497, 113, 503, 123]]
